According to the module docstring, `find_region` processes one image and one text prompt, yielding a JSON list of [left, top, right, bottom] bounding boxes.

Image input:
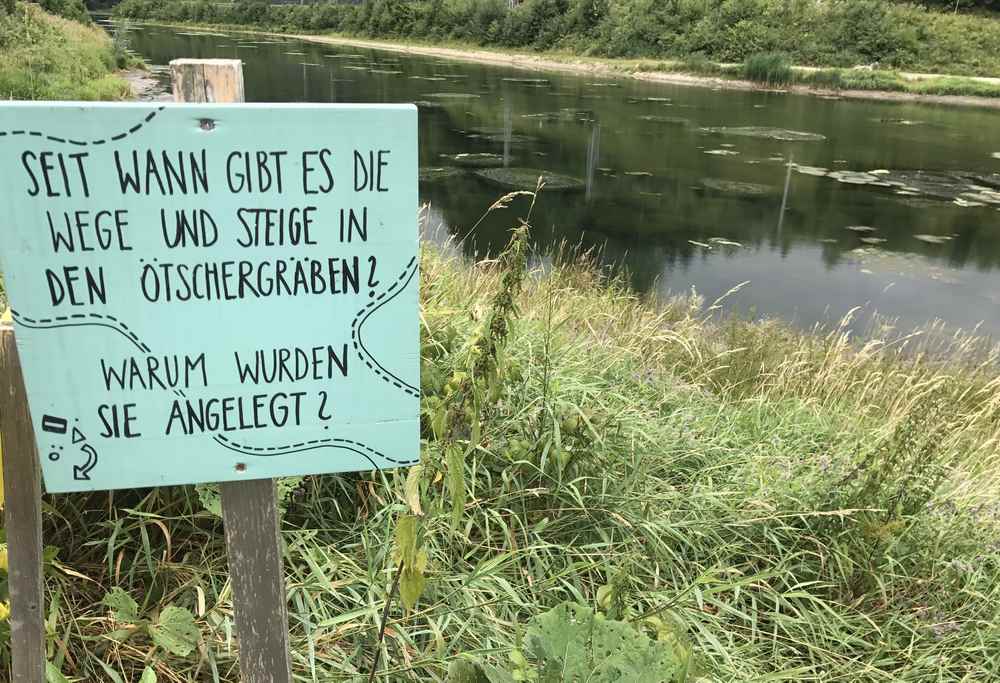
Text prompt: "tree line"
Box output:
[[113, 0, 1000, 75]]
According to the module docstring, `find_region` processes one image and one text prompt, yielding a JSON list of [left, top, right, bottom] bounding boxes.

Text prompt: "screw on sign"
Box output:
[[0, 60, 419, 681]]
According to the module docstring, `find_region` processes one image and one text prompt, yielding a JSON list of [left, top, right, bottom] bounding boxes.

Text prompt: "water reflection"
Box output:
[[120, 24, 1000, 336]]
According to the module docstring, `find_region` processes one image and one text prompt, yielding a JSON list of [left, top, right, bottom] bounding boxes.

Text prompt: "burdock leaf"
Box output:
[[102, 587, 139, 623], [150, 606, 200, 657], [527, 602, 685, 682]]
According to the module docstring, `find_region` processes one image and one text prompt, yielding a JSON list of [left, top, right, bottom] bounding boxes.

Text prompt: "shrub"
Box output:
[[743, 51, 792, 84], [39, 0, 89, 23]]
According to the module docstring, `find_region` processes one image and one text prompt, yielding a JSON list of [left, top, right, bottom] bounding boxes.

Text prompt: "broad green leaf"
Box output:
[[404, 464, 424, 515], [430, 401, 447, 441], [45, 661, 71, 683], [139, 666, 158, 683], [447, 659, 486, 683], [394, 515, 428, 610], [399, 561, 426, 611], [150, 606, 200, 657], [394, 515, 418, 566], [198, 479, 301, 518], [527, 602, 685, 683], [274, 476, 305, 516], [447, 657, 516, 683], [102, 587, 139, 623], [194, 483, 222, 517]]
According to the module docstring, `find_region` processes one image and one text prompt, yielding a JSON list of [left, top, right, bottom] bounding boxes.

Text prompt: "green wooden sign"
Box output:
[[0, 102, 419, 492]]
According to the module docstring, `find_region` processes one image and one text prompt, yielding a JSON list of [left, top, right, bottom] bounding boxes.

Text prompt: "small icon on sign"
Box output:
[[73, 444, 98, 481], [42, 415, 68, 434], [48, 451, 60, 462]]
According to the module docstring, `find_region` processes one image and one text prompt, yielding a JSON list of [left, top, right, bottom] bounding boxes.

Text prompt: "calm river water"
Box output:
[[114, 21, 1000, 336]]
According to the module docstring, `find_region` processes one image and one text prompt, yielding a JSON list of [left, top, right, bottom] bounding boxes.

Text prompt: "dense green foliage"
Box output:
[[0, 2, 131, 100], [916, 0, 1000, 11], [115, 0, 1000, 76], [39, 0, 91, 24]]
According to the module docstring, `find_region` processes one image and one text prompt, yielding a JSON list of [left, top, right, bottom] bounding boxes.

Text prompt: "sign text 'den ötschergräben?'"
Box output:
[[0, 103, 419, 492]]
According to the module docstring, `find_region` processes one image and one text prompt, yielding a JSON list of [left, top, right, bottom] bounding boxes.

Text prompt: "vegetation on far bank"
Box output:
[[671, 51, 1000, 98], [112, 0, 1000, 77], [0, 0, 133, 101], [113, 0, 1000, 76], [4, 189, 998, 679], [113, 0, 1000, 98]]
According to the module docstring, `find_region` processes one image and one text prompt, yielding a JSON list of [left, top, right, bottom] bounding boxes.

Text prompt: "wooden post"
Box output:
[[1, 324, 46, 682], [170, 58, 245, 103], [169, 58, 293, 683]]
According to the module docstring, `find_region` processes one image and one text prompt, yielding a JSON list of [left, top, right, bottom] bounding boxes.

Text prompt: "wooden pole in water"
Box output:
[[0, 324, 46, 683], [169, 58, 293, 683]]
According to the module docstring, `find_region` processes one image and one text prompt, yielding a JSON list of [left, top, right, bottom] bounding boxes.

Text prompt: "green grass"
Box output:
[[742, 52, 793, 86], [0, 2, 132, 101], [9, 192, 999, 680], [665, 55, 1000, 98], [808, 70, 1000, 98]]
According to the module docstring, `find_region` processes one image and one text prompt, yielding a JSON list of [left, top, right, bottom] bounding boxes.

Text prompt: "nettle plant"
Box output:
[[398, 199, 535, 612], [391, 186, 693, 681]]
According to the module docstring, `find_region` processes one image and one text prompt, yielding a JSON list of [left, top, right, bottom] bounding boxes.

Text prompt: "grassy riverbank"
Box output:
[[273, 31, 1000, 104], [19, 192, 1000, 679], [0, 1, 132, 100], [112, 2, 1000, 102]]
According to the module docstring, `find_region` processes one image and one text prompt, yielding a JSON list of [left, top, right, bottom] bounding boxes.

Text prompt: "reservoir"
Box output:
[[116, 21, 1000, 336]]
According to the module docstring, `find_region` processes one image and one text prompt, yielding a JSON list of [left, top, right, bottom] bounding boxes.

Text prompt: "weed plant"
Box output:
[[8, 189, 999, 680], [0, 3, 131, 100]]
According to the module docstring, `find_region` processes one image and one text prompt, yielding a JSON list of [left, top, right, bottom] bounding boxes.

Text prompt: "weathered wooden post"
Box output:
[[1, 324, 45, 682], [169, 58, 293, 683]]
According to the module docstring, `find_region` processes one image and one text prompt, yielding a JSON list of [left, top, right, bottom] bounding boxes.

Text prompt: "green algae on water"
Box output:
[[474, 168, 585, 192], [699, 126, 826, 142], [440, 152, 506, 168], [420, 167, 467, 183]]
